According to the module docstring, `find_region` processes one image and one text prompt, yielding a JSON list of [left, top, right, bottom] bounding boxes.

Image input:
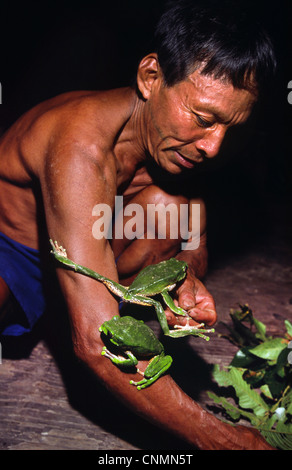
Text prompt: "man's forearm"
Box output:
[[79, 344, 274, 450]]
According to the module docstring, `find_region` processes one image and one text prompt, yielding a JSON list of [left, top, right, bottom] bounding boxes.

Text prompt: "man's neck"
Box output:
[[114, 93, 149, 186]]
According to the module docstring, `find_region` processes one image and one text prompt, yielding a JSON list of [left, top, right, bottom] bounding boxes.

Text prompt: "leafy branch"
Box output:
[[208, 305, 292, 450]]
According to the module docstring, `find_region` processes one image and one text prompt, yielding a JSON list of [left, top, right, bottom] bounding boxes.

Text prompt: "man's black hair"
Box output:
[[154, 0, 276, 93]]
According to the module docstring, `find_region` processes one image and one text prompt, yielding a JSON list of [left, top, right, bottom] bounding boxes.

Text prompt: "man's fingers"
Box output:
[[177, 280, 196, 310], [164, 308, 202, 328], [188, 307, 217, 326]]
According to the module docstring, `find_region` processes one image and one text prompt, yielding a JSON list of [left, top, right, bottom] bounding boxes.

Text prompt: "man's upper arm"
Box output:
[[40, 137, 120, 346]]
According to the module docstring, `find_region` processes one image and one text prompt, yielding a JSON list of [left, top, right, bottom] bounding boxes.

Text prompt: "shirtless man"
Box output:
[[0, 1, 276, 449]]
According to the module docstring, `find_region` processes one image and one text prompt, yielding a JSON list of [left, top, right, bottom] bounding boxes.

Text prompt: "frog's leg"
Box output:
[[161, 289, 188, 317], [130, 354, 173, 390], [123, 293, 171, 336], [101, 347, 138, 368], [50, 239, 128, 298], [170, 325, 215, 340]]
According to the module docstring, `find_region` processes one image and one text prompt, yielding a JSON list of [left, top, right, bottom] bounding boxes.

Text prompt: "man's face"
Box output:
[[144, 68, 257, 174]]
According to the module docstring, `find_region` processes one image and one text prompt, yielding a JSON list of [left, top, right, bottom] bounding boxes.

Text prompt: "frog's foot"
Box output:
[[101, 347, 138, 368], [168, 319, 215, 340], [136, 368, 145, 377], [174, 317, 205, 330], [130, 354, 172, 390], [130, 376, 160, 390], [49, 239, 68, 259]]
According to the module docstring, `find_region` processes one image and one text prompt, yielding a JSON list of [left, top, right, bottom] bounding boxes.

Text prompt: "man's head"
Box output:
[[154, 0, 276, 95], [135, 0, 276, 173]]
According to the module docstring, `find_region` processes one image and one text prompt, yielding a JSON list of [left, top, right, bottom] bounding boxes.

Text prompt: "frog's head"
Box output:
[[171, 259, 187, 282], [99, 315, 124, 347]]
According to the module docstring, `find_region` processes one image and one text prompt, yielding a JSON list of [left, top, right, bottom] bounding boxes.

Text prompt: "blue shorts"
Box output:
[[0, 231, 46, 336]]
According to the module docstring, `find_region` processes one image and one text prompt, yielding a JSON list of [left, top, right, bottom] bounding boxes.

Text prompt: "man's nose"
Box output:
[[195, 126, 226, 159]]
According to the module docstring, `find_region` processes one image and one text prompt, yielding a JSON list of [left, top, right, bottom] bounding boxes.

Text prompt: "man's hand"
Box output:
[[165, 272, 217, 328]]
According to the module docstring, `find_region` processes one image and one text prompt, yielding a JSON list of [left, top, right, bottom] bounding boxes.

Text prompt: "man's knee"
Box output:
[[133, 184, 189, 209], [114, 184, 189, 254], [132, 184, 189, 239]]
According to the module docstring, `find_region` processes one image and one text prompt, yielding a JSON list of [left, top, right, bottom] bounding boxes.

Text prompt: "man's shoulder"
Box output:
[[34, 90, 108, 127], [7, 87, 135, 177], [20, 89, 129, 155], [25, 88, 129, 127], [43, 88, 134, 143]]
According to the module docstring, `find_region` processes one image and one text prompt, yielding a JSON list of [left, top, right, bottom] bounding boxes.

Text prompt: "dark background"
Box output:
[[0, 0, 291, 260]]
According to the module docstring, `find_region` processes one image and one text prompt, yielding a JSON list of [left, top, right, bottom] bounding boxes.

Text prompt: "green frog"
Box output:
[[99, 315, 172, 389]]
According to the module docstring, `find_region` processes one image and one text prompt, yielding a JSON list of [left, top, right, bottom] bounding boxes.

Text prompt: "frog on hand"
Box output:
[[99, 315, 172, 389], [50, 240, 214, 340]]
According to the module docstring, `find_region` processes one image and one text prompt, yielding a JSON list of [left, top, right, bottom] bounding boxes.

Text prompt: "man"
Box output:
[[0, 0, 276, 449]]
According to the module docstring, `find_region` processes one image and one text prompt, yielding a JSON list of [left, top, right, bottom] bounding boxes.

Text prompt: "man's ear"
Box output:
[[136, 53, 161, 100]]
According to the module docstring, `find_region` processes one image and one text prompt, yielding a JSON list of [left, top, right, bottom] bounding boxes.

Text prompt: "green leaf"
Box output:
[[285, 320, 292, 337], [212, 366, 270, 417], [249, 338, 287, 361], [259, 428, 292, 450], [229, 368, 270, 417], [276, 347, 290, 378], [207, 392, 261, 425], [230, 347, 257, 368], [207, 392, 241, 421], [276, 421, 292, 432], [212, 364, 233, 387], [252, 317, 267, 341], [282, 389, 292, 415], [260, 384, 273, 399], [262, 367, 287, 398], [259, 422, 292, 450]]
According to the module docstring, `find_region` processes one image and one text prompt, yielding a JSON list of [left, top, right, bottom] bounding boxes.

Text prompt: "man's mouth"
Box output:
[[173, 150, 202, 169]]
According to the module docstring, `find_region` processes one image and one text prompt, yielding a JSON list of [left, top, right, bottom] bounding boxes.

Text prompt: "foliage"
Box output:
[[208, 305, 292, 450]]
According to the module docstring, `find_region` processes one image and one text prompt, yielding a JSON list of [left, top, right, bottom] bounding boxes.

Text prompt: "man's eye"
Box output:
[[195, 114, 213, 128]]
